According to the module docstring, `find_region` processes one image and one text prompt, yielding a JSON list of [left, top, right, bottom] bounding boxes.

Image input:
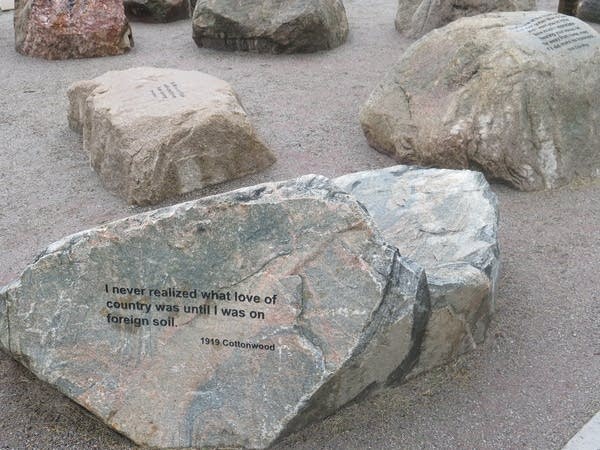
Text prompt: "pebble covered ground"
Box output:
[[1, 1, 599, 448]]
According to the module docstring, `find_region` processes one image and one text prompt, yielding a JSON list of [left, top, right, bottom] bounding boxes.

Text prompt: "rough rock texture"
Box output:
[[68, 67, 276, 206], [192, 0, 349, 53], [0, 175, 430, 449], [124, 0, 191, 22], [361, 12, 600, 191], [395, 0, 535, 38], [14, 0, 133, 59], [335, 165, 499, 375]]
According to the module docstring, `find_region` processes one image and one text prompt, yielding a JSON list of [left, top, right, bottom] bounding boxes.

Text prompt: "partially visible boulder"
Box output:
[[395, 0, 535, 38], [14, 0, 133, 59], [576, 0, 600, 23], [124, 0, 191, 22], [68, 67, 276, 205], [361, 12, 600, 191], [192, 0, 349, 53], [0, 175, 430, 449], [335, 165, 499, 375]]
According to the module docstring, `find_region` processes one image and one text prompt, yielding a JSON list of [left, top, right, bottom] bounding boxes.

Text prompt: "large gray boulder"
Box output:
[[192, 0, 349, 53], [335, 165, 499, 375], [68, 67, 276, 206], [395, 0, 535, 38], [361, 12, 600, 191], [15, 0, 133, 59], [0, 175, 429, 449]]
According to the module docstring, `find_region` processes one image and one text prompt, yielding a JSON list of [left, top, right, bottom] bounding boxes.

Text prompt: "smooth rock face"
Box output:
[[124, 0, 191, 22], [334, 165, 499, 375], [14, 0, 133, 59], [0, 175, 430, 449], [395, 0, 535, 38], [192, 0, 349, 53], [361, 12, 600, 191], [68, 67, 276, 206]]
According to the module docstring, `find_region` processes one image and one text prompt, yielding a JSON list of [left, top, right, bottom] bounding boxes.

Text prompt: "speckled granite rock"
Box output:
[[361, 12, 600, 191], [0, 175, 430, 449], [395, 0, 535, 38], [14, 0, 133, 59], [68, 67, 276, 206], [192, 0, 349, 53], [335, 165, 499, 375], [124, 0, 191, 22]]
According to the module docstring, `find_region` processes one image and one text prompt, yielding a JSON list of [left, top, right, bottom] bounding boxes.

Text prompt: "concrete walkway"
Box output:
[[563, 411, 600, 450]]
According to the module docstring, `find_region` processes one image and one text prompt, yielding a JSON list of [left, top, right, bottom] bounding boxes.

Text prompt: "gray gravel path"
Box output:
[[1, 1, 599, 449]]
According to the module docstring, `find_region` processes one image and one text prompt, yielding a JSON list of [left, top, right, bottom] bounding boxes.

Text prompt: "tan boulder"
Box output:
[[68, 67, 276, 205]]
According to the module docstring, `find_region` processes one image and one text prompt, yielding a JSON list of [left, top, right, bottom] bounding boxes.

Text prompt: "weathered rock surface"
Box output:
[[68, 67, 276, 206], [361, 12, 600, 191], [124, 0, 191, 22], [192, 0, 349, 53], [335, 165, 499, 375], [14, 0, 133, 59], [395, 0, 535, 38], [0, 175, 430, 449]]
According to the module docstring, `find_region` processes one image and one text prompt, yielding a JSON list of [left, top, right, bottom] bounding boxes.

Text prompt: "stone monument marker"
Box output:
[[0, 175, 430, 449], [14, 0, 133, 59], [68, 67, 276, 205], [361, 12, 600, 191], [192, 0, 349, 53]]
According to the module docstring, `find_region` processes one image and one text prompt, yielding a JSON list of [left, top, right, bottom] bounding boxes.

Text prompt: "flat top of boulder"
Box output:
[[76, 67, 240, 119], [334, 165, 498, 272], [24, 0, 125, 27], [195, 0, 335, 32]]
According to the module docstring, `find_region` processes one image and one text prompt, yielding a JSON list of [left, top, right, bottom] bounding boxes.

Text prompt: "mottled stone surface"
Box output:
[[14, 0, 133, 59], [68, 67, 276, 206], [192, 0, 349, 53], [124, 0, 191, 22], [0, 175, 430, 449], [395, 0, 535, 38], [361, 12, 600, 191], [335, 165, 499, 375]]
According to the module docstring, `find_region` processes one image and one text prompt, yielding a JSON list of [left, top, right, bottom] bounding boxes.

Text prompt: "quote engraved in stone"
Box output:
[[511, 13, 595, 51], [103, 283, 279, 345], [150, 81, 186, 99]]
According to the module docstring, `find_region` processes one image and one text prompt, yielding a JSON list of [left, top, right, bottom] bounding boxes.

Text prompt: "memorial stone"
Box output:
[[334, 166, 499, 375], [361, 12, 600, 191], [124, 0, 191, 22], [395, 0, 535, 38], [0, 175, 430, 449], [14, 0, 133, 59], [68, 67, 276, 205], [192, 0, 349, 53]]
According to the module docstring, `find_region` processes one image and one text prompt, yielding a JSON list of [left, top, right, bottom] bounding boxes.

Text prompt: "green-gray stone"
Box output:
[[192, 0, 349, 53], [0, 175, 429, 449]]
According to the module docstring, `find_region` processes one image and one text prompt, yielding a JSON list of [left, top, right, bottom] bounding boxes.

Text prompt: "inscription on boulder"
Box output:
[[509, 12, 596, 51], [67, 67, 276, 205], [0, 176, 430, 449]]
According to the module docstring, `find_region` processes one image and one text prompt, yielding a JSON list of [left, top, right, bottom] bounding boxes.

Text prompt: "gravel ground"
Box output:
[[1, 1, 599, 449]]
